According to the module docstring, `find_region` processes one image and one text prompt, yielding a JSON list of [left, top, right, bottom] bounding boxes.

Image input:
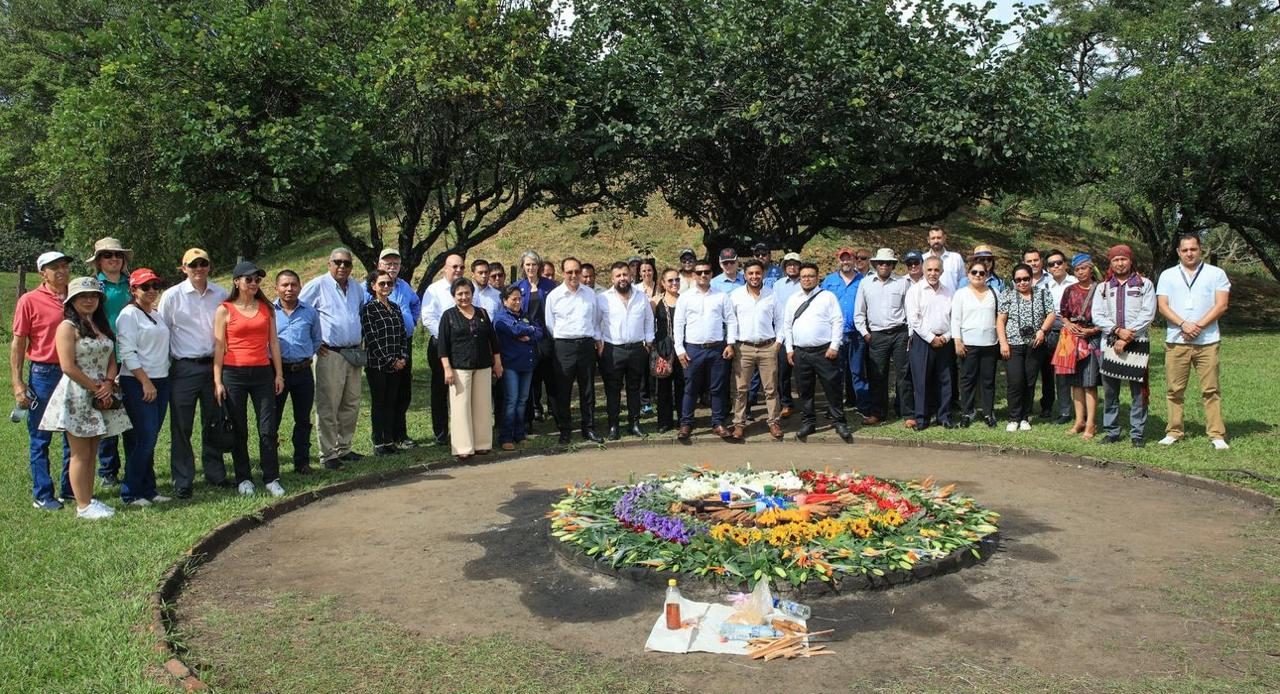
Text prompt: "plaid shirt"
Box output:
[[359, 299, 408, 373]]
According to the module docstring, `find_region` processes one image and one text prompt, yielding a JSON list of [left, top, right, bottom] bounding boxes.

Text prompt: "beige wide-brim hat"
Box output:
[[64, 276, 105, 304], [870, 248, 898, 263], [85, 237, 132, 264]]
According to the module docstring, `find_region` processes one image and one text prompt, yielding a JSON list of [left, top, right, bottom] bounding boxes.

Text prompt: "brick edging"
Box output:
[[148, 435, 1276, 690]]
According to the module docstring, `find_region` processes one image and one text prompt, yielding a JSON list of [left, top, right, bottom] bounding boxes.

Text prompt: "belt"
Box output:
[[606, 341, 644, 349], [795, 345, 828, 353], [871, 325, 907, 334], [686, 341, 725, 349], [177, 356, 214, 364], [283, 359, 313, 372], [738, 338, 776, 348], [554, 336, 595, 343], [324, 344, 360, 351]]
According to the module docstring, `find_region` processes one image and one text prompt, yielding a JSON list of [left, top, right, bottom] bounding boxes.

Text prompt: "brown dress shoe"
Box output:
[[768, 421, 783, 440], [677, 425, 692, 440], [732, 425, 745, 440], [862, 415, 882, 426], [501, 442, 515, 451], [712, 425, 731, 438], [904, 419, 918, 429], [780, 406, 793, 419]]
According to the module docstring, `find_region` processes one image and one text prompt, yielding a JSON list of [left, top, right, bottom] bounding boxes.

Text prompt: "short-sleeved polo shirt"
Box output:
[[12, 285, 67, 364], [1156, 262, 1230, 345]]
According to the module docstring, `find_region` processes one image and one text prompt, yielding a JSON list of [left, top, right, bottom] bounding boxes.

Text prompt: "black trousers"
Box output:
[[866, 326, 912, 419], [1007, 343, 1046, 422], [393, 350, 413, 442], [427, 338, 449, 440], [1040, 330, 1064, 416], [909, 334, 954, 424], [553, 338, 598, 433], [793, 346, 846, 426], [273, 363, 314, 469], [367, 367, 410, 447], [654, 360, 685, 430], [526, 347, 557, 425], [775, 343, 793, 407], [222, 365, 279, 484], [168, 358, 226, 491], [601, 342, 646, 427], [959, 344, 999, 417]]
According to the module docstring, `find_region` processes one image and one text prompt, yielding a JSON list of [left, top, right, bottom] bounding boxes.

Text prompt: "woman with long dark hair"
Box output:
[[360, 269, 409, 455], [39, 277, 132, 519], [115, 268, 172, 506], [213, 261, 285, 497]]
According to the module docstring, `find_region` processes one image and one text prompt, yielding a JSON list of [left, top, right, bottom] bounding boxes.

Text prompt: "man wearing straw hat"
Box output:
[[854, 248, 913, 426], [86, 237, 132, 487]]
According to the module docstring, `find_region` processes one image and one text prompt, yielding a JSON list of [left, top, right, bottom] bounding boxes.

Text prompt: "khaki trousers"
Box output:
[[314, 351, 363, 462], [449, 368, 493, 455], [1164, 342, 1226, 440], [733, 342, 780, 426]]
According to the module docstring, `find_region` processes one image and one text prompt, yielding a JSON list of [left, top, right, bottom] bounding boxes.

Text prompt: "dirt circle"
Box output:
[[177, 443, 1271, 689]]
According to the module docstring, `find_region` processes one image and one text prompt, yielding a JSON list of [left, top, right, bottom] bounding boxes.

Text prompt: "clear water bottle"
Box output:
[[773, 597, 812, 620], [664, 579, 683, 630], [718, 623, 783, 641]]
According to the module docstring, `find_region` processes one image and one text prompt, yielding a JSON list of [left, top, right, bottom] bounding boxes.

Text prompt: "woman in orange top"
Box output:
[[213, 261, 285, 497]]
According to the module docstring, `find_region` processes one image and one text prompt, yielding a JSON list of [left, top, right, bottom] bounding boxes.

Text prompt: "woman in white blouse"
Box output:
[[951, 259, 1000, 427], [114, 269, 172, 507]]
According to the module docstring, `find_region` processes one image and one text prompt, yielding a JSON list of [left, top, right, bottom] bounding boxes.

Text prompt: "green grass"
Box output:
[[2, 206, 1279, 692]]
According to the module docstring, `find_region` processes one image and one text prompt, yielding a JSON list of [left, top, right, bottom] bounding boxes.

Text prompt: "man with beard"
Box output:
[[729, 259, 783, 440], [596, 262, 654, 440], [784, 263, 850, 442]]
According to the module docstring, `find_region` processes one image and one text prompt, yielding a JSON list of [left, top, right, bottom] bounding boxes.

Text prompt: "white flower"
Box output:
[[662, 469, 804, 500]]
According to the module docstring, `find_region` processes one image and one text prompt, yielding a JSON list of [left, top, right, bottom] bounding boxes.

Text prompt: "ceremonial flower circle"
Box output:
[[548, 466, 1000, 589]]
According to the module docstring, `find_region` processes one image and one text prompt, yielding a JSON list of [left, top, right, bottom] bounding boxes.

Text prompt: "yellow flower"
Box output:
[[710, 524, 733, 542], [848, 518, 872, 538]]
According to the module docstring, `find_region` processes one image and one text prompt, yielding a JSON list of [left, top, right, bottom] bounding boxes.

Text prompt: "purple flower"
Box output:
[[612, 482, 702, 544]]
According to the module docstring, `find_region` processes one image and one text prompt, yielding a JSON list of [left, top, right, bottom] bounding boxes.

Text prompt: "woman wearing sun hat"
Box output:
[[38, 277, 133, 520], [115, 268, 173, 507]]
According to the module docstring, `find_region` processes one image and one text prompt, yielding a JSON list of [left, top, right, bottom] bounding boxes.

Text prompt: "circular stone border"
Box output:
[[148, 436, 1277, 691]]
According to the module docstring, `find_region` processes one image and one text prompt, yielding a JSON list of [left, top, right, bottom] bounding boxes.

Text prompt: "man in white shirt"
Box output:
[[772, 252, 804, 417], [157, 248, 230, 497], [905, 258, 956, 431], [580, 263, 598, 293], [545, 257, 604, 444], [674, 260, 737, 440], [854, 248, 912, 426], [729, 260, 783, 440], [1093, 244, 1156, 446], [421, 253, 467, 445], [1040, 248, 1077, 423], [1156, 233, 1231, 449], [597, 261, 654, 440], [300, 248, 369, 468], [924, 225, 966, 293], [783, 262, 849, 442]]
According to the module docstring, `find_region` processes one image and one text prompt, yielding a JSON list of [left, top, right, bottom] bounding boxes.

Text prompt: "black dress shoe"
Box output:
[[322, 458, 344, 470], [656, 426, 672, 434], [341, 451, 366, 462], [582, 430, 603, 444], [294, 464, 314, 475], [984, 415, 997, 428], [558, 432, 571, 445], [913, 421, 930, 432], [1056, 415, 1073, 425], [834, 424, 853, 442], [960, 414, 973, 428], [1131, 439, 1146, 448], [213, 479, 235, 489], [606, 426, 621, 441], [629, 423, 646, 438], [795, 424, 816, 441], [1099, 434, 1121, 445], [175, 487, 193, 499], [941, 420, 957, 429]]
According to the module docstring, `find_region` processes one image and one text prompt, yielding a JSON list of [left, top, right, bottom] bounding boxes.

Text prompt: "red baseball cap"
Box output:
[[836, 247, 855, 259], [128, 268, 162, 288]]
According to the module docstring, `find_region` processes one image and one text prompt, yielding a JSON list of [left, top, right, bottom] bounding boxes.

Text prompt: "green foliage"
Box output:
[[574, 0, 1081, 257]]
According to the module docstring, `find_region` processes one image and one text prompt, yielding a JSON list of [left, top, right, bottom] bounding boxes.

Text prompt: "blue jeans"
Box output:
[[1103, 375, 1148, 441], [680, 344, 729, 427], [841, 332, 871, 413], [27, 363, 71, 502], [500, 368, 533, 444], [97, 435, 121, 481], [120, 376, 170, 503]]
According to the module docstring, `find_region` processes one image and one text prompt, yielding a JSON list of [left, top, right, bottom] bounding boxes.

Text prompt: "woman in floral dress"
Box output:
[[39, 277, 132, 520]]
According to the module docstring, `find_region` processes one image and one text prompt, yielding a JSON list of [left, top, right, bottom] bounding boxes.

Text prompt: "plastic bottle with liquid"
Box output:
[[664, 579, 683, 629], [773, 597, 812, 620], [718, 623, 784, 641]]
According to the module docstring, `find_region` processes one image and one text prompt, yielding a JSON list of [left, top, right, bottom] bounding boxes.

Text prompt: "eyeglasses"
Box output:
[[1047, 260, 1065, 267], [694, 270, 713, 276], [187, 259, 210, 269], [138, 283, 163, 292], [331, 259, 353, 268], [969, 270, 988, 277], [97, 251, 125, 260], [1013, 276, 1032, 283], [664, 278, 680, 284]]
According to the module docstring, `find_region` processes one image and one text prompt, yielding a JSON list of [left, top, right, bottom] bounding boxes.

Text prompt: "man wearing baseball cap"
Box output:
[[677, 248, 698, 292], [710, 247, 745, 294], [157, 247, 231, 498], [753, 243, 783, 290], [772, 252, 804, 417], [10, 251, 74, 509], [368, 248, 421, 449], [822, 247, 872, 415], [903, 250, 925, 285], [86, 237, 132, 486]]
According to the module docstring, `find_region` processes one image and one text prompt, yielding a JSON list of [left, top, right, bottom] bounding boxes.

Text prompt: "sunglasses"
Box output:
[[240, 276, 263, 284], [1047, 260, 1065, 267], [721, 259, 738, 264], [906, 261, 921, 266], [694, 270, 713, 276], [331, 259, 353, 268], [97, 251, 125, 260], [856, 256, 871, 261], [187, 259, 210, 269], [375, 281, 394, 287], [138, 283, 163, 292], [970, 270, 988, 277], [1014, 276, 1032, 283]]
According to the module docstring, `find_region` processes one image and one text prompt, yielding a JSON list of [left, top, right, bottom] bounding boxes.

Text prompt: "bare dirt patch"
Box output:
[[177, 443, 1273, 691]]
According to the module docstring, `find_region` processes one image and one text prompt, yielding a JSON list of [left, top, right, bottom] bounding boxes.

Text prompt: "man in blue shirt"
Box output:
[[710, 248, 746, 294], [822, 247, 871, 415], [273, 269, 324, 473], [369, 248, 422, 449], [754, 243, 783, 289]]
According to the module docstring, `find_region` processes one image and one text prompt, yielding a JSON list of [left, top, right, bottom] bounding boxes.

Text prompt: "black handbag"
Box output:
[[205, 401, 236, 451]]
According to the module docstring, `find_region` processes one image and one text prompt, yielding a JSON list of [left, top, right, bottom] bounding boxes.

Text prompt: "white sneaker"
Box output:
[[265, 480, 286, 498], [237, 480, 256, 496], [149, 495, 172, 504], [1019, 420, 1032, 431], [1005, 422, 1018, 433], [77, 503, 115, 520], [1158, 436, 1178, 446], [89, 498, 113, 511], [127, 498, 152, 508], [1211, 439, 1230, 450]]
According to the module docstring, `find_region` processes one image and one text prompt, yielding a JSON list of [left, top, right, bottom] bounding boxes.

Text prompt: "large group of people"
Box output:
[[10, 227, 1234, 519]]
